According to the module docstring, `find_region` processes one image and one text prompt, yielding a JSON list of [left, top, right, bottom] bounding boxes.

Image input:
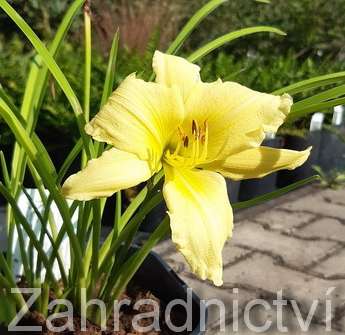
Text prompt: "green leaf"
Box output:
[[57, 139, 83, 184], [6, 0, 88, 268], [99, 170, 164, 262], [291, 83, 345, 112], [0, 294, 17, 325], [98, 192, 163, 275], [166, 0, 228, 55], [0, 151, 10, 187], [105, 216, 170, 316], [273, 71, 345, 95], [21, 188, 68, 286], [233, 175, 320, 210], [96, 29, 119, 156], [288, 97, 345, 122], [0, 83, 18, 114], [188, 26, 286, 63], [83, 4, 92, 122], [0, 0, 93, 157], [0, 274, 26, 312], [100, 29, 119, 108], [0, 99, 84, 277], [0, 183, 60, 289]]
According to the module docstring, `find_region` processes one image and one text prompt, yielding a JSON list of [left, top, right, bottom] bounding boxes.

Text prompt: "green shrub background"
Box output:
[[1, 0, 345, 164]]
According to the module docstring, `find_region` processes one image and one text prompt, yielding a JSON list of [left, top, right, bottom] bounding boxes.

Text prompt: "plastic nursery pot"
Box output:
[[226, 180, 241, 203], [132, 247, 207, 335], [318, 127, 345, 172], [277, 132, 322, 187], [0, 248, 207, 335], [239, 137, 282, 201], [140, 202, 167, 233]]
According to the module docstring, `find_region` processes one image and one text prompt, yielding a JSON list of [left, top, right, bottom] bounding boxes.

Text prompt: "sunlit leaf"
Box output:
[[188, 26, 286, 63]]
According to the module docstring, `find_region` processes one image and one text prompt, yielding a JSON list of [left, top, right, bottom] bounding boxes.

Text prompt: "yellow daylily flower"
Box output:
[[62, 51, 311, 286]]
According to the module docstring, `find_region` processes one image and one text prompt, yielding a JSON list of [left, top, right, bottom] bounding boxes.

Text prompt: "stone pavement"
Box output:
[[153, 185, 345, 334]]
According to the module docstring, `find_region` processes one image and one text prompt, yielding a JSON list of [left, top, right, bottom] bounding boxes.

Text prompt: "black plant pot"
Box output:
[[226, 180, 241, 203], [133, 249, 206, 334], [140, 202, 167, 233], [0, 249, 206, 334], [239, 137, 282, 201], [318, 128, 345, 172], [277, 132, 322, 187]]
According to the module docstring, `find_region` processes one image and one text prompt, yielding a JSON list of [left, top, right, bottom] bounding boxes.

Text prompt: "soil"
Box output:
[[0, 284, 186, 335]]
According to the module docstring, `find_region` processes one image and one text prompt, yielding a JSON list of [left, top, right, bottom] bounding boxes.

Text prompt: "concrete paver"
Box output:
[[156, 186, 345, 333], [295, 218, 345, 242]]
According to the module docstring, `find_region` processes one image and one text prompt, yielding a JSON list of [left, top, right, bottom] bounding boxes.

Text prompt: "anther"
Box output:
[[192, 120, 197, 136], [183, 136, 189, 147]]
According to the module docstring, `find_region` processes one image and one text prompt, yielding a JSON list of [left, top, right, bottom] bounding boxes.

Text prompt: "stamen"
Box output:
[[194, 133, 200, 165], [183, 136, 189, 148], [165, 120, 209, 168], [201, 120, 209, 160], [192, 120, 198, 137], [190, 135, 196, 166]]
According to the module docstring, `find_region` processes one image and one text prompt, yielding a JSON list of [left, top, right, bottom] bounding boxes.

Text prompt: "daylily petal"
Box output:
[[152, 50, 201, 101], [183, 80, 292, 161], [163, 165, 233, 286], [62, 148, 153, 201], [85, 74, 184, 171], [210, 146, 311, 181]]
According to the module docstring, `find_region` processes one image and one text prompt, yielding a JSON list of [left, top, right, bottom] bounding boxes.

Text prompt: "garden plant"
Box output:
[[0, 0, 345, 332]]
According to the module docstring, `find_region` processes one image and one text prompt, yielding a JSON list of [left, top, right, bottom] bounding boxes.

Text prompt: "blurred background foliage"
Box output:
[[1, 0, 345, 160]]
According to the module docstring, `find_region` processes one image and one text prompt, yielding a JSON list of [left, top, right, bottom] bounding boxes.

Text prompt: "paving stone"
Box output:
[[210, 304, 343, 334], [312, 249, 345, 278], [153, 239, 177, 256], [232, 222, 338, 268], [296, 218, 345, 242], [151, 187, 345, 333], [279, 194, 345, 219], [254, 209, 315, 232], [322, 188, 345, 206], [223, 253, 345, 322], [155, 240, 251, 274], [180, 274, 256, 327], [336, 314, 345, 331], [162, 249, 189, 274], [222, 244, 252, 267]]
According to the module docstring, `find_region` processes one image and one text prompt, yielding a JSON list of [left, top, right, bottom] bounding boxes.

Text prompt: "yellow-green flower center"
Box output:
[[164, 119, 209, 168]]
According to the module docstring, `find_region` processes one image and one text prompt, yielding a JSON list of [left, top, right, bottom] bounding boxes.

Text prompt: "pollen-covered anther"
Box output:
[[183, 136, 189, 148], [192, 119, 199, 139]]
